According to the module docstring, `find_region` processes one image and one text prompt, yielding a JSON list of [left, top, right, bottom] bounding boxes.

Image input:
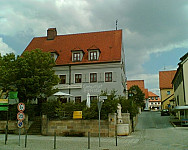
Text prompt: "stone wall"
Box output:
[[42, 113, 117, 137]]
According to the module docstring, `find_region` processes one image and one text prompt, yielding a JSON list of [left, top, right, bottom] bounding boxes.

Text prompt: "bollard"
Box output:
[[115, 129, 117, 146], [88, 132, 90, 149], [5, 127, 7, 145], [19, 128, 21, 146], [25, 130, 27, 148], [54, 132, 56, 149]]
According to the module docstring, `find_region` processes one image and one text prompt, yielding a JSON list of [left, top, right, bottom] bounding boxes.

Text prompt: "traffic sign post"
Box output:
[[17, 121, 24, 128], [98, 96, 107, 147], [17, 103, 25, 146], [17, 103, 25, 112], [17, 112, 25, 121]]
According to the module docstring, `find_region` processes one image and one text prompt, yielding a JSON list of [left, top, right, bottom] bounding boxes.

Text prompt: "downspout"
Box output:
[[69, 65, 71, 102]]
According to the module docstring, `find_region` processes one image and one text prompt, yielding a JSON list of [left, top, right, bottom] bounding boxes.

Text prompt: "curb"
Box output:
[[170, 121, 176, 128]]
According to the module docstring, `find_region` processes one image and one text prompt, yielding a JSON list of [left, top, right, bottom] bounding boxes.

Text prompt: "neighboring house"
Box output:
[[159, 70, 176, 110], [127, 80, 149, 110], [148, 91, 161, 110], [172, 52, 188, 119], [24, 28, 126, 102]]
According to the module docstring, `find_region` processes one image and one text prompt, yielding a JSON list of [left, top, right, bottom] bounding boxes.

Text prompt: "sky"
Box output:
[[0, 0, 188, 96]]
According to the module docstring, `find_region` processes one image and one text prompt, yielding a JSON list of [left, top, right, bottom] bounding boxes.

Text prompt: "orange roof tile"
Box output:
[[159, 70, 176, 89], [148, 91, 158, 97], [24, 29, 122, 65], [127, 80, 148, 99]]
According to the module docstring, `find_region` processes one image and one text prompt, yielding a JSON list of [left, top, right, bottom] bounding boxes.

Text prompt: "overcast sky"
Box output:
[[0, 0, 188, 96]]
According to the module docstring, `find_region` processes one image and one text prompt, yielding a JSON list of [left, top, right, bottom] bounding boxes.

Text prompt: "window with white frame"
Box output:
[[75, 74, 82, 83], [59, 75, 66, 84], [90, 73, 97, 82], [90, 51, 98, 60], [75, 96, 81, 103], [73, 53, 81, 61], [105, 72, 112, 82]]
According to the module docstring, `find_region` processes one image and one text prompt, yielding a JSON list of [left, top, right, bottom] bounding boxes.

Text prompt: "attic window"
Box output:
[[71, 49, 84, 62], [51, 52, 58, 61], [88, 49, 100, 61]]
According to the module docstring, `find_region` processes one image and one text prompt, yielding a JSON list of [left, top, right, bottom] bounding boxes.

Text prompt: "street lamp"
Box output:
[[128, 87, 137, 132]]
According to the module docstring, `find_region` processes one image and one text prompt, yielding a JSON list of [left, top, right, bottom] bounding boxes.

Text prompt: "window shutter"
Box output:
[[85, 73, 89, 83], [113, 72, 117, 82], [100, 73, 104, 82]]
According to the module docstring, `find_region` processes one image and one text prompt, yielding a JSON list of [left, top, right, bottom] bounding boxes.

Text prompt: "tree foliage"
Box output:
[[0, 49, 59, 102], [128, 85, 145, 107]]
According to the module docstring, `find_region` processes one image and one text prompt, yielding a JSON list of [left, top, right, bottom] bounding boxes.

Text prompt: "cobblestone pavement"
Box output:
[[0, 111, 188, 150]]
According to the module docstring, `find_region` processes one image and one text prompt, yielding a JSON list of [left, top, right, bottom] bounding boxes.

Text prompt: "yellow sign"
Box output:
[[73, 111, 82, 119], [0, 99, 8, 104]]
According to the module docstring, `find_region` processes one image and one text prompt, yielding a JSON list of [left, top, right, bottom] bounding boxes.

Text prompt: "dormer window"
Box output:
[[73, 53, 81, 61], [90, 51, 98, 61], [87, 45, 100, 61], [71, 48, 84, 62], [50, 52, 58, 61]]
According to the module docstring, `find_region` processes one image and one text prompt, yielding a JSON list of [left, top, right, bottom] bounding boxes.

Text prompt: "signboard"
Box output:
[[0, 107, 8, 111], [17, 103, 25, 112], [99, 96, 107, 100], [0, 99, 8, 105], [17, 112, 25, 121], [17, 121, 24, 128], [0, 99, 8, 111]]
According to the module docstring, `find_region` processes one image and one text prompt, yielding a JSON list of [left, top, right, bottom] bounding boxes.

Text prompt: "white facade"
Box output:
[[53, 62, 126, 101]]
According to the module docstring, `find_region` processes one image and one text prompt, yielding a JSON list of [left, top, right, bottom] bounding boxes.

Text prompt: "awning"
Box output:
[[173, 106, 188, 111]]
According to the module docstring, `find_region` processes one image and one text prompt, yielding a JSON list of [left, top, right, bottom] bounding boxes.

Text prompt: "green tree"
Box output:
[[128, 85, 145, 107], [0, 49, 59, 102], [15, 49, 59, 102], [0, 53, 17, 98]]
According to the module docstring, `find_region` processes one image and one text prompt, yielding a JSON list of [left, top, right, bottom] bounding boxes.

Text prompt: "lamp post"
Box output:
[[128, 87, 137, 132]]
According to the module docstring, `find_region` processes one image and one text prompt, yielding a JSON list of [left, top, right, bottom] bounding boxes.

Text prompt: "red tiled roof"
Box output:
[[24, 30, 122, 65], [148, 91, 158, 97], [127, 80, 145, 91], [148, 91, 161, 101], [127, 80, 148, 99], [159, 70, 176, 89]]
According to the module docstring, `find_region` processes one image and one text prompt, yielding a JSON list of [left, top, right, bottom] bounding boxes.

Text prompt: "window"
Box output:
[[75, 96, 81, 103], [105, 72, 112, 82], [151, 102, 153, 104], [158, 102, 160, 104], [73, 53, 80, 61], [155, 97, 158, 100], [167, 91, 170, 95], [90, 51, 97, 60], [90, 96, 97, 101], [151, 97, 154, 100], [60, 98, 67, 103], [90, 73, 97, 82], [59, 75, 66, 84], [75, 74, 82, 83]]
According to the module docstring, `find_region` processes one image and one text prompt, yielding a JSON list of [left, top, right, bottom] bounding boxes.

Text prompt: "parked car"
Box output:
[[161, 109, 170, 116]]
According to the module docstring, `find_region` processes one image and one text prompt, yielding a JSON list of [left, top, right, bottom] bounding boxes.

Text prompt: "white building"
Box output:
[[24, 28, 126, 102]]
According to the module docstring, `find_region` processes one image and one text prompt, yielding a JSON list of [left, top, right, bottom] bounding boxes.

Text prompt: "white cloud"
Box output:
[[0, 38, 15, 55]]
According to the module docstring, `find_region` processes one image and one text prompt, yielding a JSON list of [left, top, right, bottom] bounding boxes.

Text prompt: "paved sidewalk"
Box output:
[[0, 134, 140, 150]]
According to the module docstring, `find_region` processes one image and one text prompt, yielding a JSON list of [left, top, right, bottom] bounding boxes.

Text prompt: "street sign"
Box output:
[[17, 112, 25, 121], [17, 103, 25, 112], [0, 107, 8, 111], [0, 99, 8, 105], [17, 121, 24, 128], [99, 96, 107, 100]]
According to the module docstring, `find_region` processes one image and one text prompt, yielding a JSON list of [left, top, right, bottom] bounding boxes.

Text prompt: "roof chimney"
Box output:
[[47, 28, 57, 40]]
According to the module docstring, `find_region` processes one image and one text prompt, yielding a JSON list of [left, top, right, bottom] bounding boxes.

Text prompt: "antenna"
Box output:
[[116, 19, 118, 30]]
